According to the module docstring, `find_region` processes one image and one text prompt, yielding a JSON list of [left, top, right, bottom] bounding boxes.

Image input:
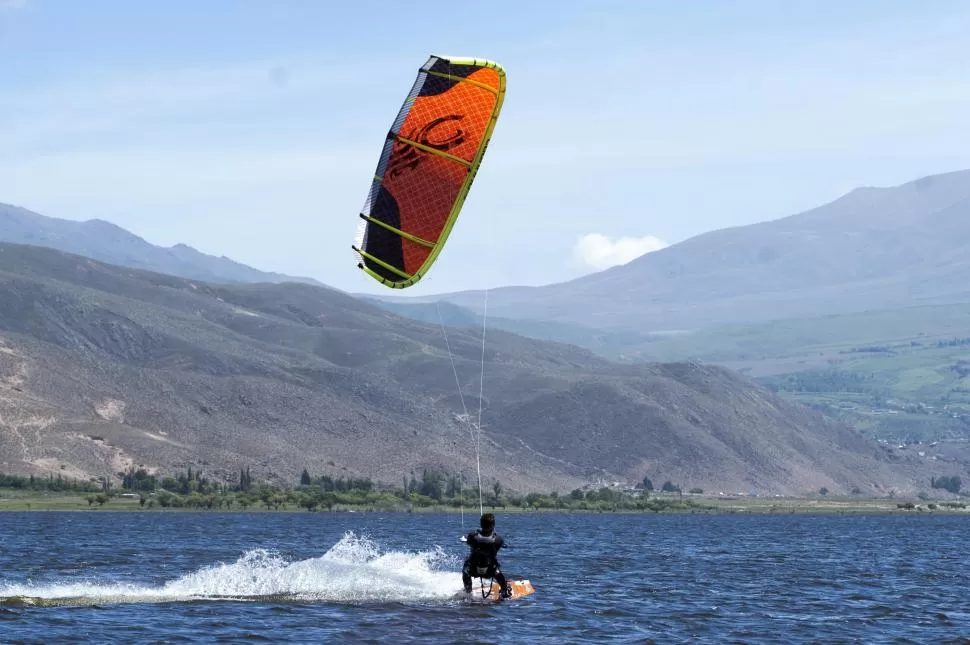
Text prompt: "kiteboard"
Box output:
[[462, 579, 535, 602]]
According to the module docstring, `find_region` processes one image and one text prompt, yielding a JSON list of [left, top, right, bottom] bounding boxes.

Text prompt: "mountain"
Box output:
[[361, 298, 654, 353], [385, 169, 970, 332], [0, 242, 945, 496], [0, 202, 322, 287]]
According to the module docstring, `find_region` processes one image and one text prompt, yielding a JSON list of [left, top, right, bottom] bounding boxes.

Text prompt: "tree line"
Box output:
[[936, 337, 970, 348], [764, 369, 883, 395], [2, 465, 707, 513], [931, 475, 962, 494], [0, 472, 103, 492]]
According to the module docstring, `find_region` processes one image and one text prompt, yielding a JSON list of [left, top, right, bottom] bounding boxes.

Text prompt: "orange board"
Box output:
[[465, 579, 535, 602]]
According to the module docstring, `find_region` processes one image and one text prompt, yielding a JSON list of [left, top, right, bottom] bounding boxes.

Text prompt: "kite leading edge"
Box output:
[[352, 55, 506, 289]]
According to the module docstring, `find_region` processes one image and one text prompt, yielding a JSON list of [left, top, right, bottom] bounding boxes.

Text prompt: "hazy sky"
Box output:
[[3, 1, 970, 296]]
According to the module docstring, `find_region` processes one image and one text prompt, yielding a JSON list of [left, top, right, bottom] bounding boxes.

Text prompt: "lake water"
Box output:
[[1, 511, 968, 643]]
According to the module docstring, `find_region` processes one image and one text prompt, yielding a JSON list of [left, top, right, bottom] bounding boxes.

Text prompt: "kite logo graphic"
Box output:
[[388, 115, 466, 177]]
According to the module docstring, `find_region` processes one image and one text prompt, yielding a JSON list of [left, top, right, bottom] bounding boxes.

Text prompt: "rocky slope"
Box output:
[[0, 243, 948, 495]]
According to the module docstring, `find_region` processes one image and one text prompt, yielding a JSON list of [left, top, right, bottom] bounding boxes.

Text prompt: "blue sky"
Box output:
[[2, 1, 970, 296]]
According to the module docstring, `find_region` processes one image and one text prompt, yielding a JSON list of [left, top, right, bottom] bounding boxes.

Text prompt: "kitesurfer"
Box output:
[[462, 513, 511, 599]]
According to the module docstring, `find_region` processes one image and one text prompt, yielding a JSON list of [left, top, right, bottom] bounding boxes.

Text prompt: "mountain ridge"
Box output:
[[372, 168, 970, 331], [0, 202, 323, 287], [0, 241, 944, 496]]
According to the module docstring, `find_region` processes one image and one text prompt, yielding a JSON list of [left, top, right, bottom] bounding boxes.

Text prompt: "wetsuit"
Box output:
[[462, 529, 509, 596]]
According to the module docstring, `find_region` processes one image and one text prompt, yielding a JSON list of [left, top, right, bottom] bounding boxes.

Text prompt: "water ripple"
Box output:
[[1, 512, 970, 642]]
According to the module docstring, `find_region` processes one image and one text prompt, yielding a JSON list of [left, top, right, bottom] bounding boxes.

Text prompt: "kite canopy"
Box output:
[[353, 55, 506, 288]]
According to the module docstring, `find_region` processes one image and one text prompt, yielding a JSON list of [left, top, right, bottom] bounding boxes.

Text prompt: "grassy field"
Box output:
[[3, 489, 966, 514], [0, 490, 706, 514], [0, 489, 145, 511], [614, 302, 970, 441], [619, 302, 970, 363], [699, 495, 969, 514], [758, 342, 970, 441]]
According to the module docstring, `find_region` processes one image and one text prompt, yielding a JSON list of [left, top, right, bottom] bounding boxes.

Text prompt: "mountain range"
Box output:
[[0, 202, 321, 288], [0, 241, 941, 496], [375, 169, 970, 333], [3, 169, 970, 496]]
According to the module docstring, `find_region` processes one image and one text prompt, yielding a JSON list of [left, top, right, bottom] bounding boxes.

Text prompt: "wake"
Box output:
[[0, 531, 467, 607]]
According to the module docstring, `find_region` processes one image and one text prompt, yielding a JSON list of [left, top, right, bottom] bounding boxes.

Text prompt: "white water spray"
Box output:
[[0, 532, 467, 607]]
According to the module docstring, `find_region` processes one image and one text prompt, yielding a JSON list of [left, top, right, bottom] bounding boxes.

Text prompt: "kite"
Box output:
[[352, 55, 506, 288]]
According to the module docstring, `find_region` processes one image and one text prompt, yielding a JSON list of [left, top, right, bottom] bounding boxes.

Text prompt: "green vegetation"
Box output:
[[704, 495, 970, 514], [619, 303, 970, 442], [623, 302, 970, 363], [931, 475, 962, 494], [0, 467, 710, 513], [6, 466, 969, 514], [0, 472, 104, 493]]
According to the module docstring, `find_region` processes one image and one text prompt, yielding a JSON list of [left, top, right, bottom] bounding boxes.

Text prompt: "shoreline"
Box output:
[[1, 490, 966, 514]]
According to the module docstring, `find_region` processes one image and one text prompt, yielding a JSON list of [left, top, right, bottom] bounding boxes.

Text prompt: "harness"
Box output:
[[466, 531, 501, 598], [475, 573, 495, 599], [472, 563, 492, 577]]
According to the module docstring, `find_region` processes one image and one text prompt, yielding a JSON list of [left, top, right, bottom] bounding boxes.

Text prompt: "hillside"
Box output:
[[0, 202, 321, 287], [0, 242, 948, 496], [387, 169, 970, 331], [621, 303, 970, 443], [362, 298, 653, 354]]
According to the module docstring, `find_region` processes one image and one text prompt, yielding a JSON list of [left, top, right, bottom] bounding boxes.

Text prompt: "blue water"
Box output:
[[1, 511, 969, 643]]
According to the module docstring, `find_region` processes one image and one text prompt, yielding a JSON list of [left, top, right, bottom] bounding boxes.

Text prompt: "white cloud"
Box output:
[[0, 0, 27, 8], [6, 5, 970, 295], [573, 233, 669, 271]]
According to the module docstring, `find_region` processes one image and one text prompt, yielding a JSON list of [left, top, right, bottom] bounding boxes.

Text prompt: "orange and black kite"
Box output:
[[352, 55, 506, 288]]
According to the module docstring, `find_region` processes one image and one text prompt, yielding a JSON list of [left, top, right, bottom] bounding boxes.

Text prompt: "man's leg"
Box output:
[[493, 567, 511, 598], [461, 560, 473, 593]]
